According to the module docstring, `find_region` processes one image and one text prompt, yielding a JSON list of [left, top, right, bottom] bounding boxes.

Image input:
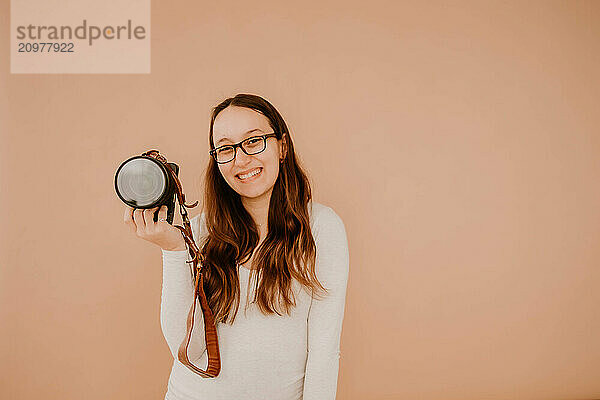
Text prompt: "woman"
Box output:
[[123, 93, 349, 400]]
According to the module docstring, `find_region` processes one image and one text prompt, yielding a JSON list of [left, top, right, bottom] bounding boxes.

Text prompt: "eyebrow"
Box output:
[[216, 128, 264, 145]]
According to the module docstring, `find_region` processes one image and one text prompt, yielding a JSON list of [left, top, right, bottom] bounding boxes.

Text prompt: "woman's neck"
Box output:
[[241, 192, 271, 234]]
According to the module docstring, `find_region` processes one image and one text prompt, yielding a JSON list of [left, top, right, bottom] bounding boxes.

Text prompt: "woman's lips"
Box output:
[[236, 167, 263, 182]]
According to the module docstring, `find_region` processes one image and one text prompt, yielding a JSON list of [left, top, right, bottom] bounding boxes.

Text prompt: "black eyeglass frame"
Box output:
[[209, 133, 279, 164]]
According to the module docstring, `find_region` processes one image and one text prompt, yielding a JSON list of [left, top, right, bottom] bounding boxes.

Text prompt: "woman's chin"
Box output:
[[236, 184, 261, 196], [237, 184, 274, 200]]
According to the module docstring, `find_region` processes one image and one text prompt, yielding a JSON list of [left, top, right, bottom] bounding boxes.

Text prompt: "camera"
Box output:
[[114, 153, 179, 224]]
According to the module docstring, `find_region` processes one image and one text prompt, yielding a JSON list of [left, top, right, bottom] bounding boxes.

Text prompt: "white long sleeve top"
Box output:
[[160, 201, 349, 400]]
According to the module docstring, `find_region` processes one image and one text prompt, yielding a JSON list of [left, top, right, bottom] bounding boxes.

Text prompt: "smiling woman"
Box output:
[[209, 105, 287, 201], [158, 93, 350, 400]]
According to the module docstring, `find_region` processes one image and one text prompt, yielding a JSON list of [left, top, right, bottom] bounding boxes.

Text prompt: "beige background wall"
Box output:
[[1, 1, 599, 399]]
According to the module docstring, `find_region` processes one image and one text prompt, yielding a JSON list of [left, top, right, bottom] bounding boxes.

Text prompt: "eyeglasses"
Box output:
[[209, 133, 279, 164]]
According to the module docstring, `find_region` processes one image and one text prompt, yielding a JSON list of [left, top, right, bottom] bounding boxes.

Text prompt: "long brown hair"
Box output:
[[197, 93, 328, 325]]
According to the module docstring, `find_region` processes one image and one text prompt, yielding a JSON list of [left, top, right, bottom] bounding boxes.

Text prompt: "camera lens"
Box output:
[[115, 157, 167, 207]]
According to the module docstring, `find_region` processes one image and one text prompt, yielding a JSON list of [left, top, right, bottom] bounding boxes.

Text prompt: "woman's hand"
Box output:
[[123, 205, 187, 251]]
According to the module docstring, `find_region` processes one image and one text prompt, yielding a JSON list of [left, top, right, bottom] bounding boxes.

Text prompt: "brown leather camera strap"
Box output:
[[142, 150, 221, 378]]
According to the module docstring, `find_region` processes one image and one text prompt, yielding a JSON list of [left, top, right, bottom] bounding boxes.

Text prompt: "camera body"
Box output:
[[114, 154, 179, 224]]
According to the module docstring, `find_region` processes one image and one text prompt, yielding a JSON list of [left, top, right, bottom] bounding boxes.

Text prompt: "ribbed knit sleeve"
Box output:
[[302, 206, 350, 400], [159, 214, 207, 363]]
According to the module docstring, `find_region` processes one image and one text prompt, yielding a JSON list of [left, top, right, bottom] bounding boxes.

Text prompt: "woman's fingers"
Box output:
[[132, 208, 146, 234], [124, 205, 164, 237], [158, 205, 168, 223], [123, 205, 136, 233], [143, 207, 157, 228], [122, 204, 183, 250]]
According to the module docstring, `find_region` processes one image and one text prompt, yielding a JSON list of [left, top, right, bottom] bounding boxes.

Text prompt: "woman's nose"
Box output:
[[234, 148, 253, 164]]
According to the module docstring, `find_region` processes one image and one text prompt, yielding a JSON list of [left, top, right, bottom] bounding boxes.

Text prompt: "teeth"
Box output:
[[238, 168, 261, 179]]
